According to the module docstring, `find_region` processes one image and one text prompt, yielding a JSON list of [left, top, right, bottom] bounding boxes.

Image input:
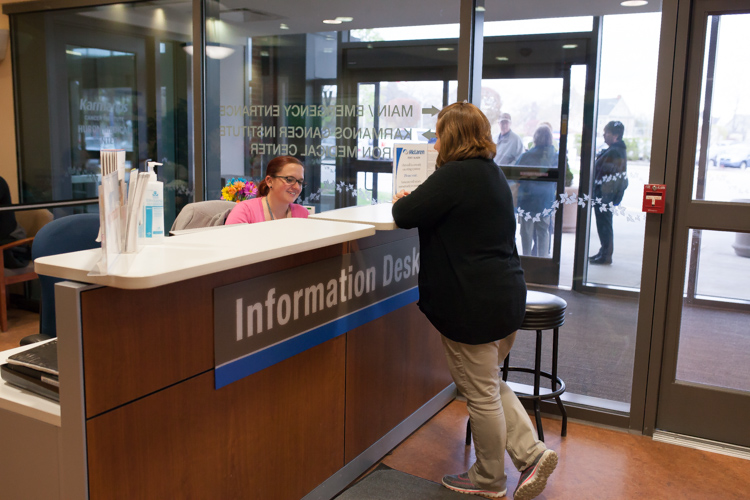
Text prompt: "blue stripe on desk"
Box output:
[[215, 287, 419, 389]]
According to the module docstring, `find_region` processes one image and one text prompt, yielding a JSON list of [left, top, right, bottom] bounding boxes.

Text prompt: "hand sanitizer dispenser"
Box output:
[[138, 161, 165, 245]]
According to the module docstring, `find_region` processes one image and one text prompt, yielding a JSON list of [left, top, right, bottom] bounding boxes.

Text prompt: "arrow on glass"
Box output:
[[422, 129, 436, 140], [421, 105, 440, 116]]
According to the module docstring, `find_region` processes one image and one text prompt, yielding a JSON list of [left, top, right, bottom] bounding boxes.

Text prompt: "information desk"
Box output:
[[2, 215, 454, 500]]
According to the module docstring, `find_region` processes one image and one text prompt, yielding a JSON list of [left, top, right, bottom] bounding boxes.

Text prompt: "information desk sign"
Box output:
[[642, 184, 667, 213], [213, 236, 419, 388]]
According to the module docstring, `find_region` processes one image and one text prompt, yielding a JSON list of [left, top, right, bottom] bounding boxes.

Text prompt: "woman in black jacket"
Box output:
[[392, 102, 557, 500]]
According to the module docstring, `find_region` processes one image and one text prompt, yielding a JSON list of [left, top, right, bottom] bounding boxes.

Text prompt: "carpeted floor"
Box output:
[[507, 287, 639, 404], [336, 465, 469, 500], [509, 287, 750, 404]]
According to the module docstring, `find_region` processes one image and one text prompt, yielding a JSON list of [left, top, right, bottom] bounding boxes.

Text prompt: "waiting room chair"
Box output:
[[20, 213, 100, 345], [170, 200, 235, 233], [0, 209, 53, 332]]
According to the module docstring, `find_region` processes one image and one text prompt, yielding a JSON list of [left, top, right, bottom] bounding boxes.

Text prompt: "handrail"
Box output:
[[0, 198, 99, 212]]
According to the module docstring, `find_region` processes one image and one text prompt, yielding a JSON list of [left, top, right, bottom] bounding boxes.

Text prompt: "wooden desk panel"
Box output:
[[81, 245, 343, 418], [344, 303, 452, 462], [86, 335, 346, 500]]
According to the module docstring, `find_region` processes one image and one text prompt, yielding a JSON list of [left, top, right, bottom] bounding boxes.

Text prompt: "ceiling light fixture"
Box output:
[[475, 6, 486, 12], [335, 17, 353, 22], [621, 0, 648, 6], [562, 44, 578, 49], [496, 56, 508, 61], [183, 43, 235, 59], [437, 47, 454, 51], [323, 19, 342, 24], [280, 23, 289, 30]]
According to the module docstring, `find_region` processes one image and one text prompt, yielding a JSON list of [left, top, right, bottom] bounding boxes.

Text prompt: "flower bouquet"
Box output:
[[221, 177, 258, 202]]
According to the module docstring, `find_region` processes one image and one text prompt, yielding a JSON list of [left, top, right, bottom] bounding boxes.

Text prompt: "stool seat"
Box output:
[[521, 291, 566, 329]]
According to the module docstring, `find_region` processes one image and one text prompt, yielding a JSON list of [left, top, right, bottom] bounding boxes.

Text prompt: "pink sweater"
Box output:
[[225, 197, 309, 225]]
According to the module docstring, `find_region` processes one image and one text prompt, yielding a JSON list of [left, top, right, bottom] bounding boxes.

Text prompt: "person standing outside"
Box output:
[[494, 112, 524, 166], [590, 120, 628, 265], [515, 125, 558, 258], [392, 102, 557, 500]]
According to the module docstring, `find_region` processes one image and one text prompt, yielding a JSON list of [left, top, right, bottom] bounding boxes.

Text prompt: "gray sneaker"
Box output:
[[514, 449, 558, 500], [442, 472, 507, 498]]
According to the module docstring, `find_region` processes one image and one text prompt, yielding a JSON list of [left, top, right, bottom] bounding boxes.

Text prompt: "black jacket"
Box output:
[[0, 176, 30, 269], [392, 157, 526, 345], [593, 140, 628, 205]]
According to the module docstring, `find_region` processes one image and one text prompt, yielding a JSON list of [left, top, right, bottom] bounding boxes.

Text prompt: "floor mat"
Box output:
[[336, 466, 482, 500]]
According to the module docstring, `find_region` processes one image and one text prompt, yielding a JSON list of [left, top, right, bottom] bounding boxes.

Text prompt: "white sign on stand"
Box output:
[[393, 143, 438, 194]]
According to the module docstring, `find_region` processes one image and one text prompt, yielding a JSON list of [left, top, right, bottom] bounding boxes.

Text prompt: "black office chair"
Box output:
[[20, 213, 100, 345]]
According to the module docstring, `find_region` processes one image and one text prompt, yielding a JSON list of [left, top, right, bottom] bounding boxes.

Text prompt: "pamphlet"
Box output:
[[393, 143, 438, 194]]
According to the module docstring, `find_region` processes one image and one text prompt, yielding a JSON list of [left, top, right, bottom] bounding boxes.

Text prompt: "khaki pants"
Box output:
[[441, 333, 547, 492]]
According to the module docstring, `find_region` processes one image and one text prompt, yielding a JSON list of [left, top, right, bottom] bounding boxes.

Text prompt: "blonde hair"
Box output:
[[435, 102, 496, 167]]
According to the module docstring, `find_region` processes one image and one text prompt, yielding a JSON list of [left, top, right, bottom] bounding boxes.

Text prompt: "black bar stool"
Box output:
[[465, 290, 568, 445]]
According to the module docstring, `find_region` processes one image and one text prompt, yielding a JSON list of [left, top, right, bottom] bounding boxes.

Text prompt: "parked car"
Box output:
[[708, 140, 735, 166], [718, 143, 750, 169]]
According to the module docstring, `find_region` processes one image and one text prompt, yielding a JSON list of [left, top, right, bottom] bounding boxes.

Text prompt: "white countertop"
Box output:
[[35, 218, 376, 290], [309, 203, 398, 230], [0, 339, 60, 426]]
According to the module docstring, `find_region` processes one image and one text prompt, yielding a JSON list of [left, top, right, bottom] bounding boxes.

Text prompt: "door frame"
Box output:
[[652, 0, 750, 445], [637, 0, 750, 442]]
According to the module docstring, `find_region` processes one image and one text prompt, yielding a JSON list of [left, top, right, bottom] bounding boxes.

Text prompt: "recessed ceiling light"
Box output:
[[335, 17, 353, 22], [437, 47, 454, 52], [496, 56, 509, 61], [323, 19, 342, 24], [621, 0, 648, 6], [562, 44, 578, 49], [475, 6, 485, 12], [280, 23, 289, 30]]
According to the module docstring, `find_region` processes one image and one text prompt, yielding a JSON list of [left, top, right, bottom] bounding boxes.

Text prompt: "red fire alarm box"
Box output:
[[642, 184, 666, 213]]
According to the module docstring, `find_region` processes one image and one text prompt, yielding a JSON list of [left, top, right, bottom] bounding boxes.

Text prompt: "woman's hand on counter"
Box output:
[[392, 190, 410, 203]]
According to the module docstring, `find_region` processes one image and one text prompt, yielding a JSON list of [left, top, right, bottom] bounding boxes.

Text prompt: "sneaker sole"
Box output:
[[514, 449, 558, 500], [442, 479, 506, 499]]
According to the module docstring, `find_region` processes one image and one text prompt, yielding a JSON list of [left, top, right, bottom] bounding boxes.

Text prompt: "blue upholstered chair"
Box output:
[[20, 213, 100, 345]]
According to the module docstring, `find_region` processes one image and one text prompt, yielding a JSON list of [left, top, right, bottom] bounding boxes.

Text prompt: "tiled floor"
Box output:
[[382, 400, 750, 500]]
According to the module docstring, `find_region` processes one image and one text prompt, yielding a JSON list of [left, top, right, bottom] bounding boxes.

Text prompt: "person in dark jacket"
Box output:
[[392, 102, 557, 500], [515, 125, 558, 257], [0, 176, 30, 269], [590, 120, 628, 265]]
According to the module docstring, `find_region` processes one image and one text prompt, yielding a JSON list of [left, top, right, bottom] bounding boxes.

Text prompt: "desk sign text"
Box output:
[[213, 237, 419, 389]]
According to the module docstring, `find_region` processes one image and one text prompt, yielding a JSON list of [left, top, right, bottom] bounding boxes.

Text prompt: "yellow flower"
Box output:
[[221, 185, 238, 201]]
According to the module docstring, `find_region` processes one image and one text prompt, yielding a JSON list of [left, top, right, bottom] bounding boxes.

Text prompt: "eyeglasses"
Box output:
[[272, 175, 306, 187]]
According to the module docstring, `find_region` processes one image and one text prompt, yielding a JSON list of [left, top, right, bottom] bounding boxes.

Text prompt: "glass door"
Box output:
[[350, 80, 446, 205], [480, 74, 570, 285], [656, 2, 750, 446]]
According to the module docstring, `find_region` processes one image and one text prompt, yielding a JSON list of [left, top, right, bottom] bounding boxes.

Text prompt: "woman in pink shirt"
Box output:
[[225, 156, 309, 224]]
